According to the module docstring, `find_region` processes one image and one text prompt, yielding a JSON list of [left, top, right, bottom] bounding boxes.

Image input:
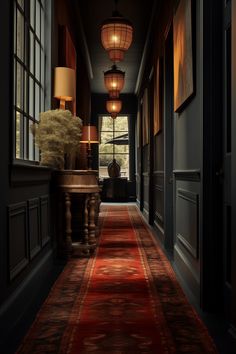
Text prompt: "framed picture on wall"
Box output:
[[142, 88, 149, 146], [154, 57, 163, 135], [137, 110, 141, 148], [173, 0, 194, 112]]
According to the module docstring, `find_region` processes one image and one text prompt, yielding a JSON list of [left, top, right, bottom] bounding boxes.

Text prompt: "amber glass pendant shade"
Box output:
[[104, 65, 125, 98], [106, 99, 122, 119], [101, 12, 133, 62]]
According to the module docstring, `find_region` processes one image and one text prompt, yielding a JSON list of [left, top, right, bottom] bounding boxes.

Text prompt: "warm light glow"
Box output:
[[106, 99, 122, 119], [80, 125, 99, 143], [112, 35, 119, 43], [104, 65, 125, 98], [54, 67, 75, 104], [101, 13, 133, 62]]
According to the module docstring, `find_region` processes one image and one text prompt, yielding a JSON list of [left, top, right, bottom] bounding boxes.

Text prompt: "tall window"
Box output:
[[13, 0, 46, 161], [99, 115, 130, 179]]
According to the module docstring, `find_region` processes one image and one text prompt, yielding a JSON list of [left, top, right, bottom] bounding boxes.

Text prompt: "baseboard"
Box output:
[[174, 244, 200, 304], [143, 207, 149, 222], [0, 250, 65, 353], [153, 220, 165, 243]]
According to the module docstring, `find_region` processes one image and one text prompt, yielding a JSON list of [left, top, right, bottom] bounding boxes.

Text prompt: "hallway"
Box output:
[[16, 205, 218, 353], [1, 1, 236, 353]]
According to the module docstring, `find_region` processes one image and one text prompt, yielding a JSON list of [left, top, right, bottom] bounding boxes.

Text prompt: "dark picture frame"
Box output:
[[154, 57, 163, 135], [142, 88, 149, 146], [173, 0, 194, 112]]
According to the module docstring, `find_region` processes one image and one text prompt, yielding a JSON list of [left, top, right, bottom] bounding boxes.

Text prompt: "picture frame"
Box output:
[[142, 88, 149, 146], [137, 110, 140, 148], [173, 0, 194, 112], [154, 57, 163, 135]]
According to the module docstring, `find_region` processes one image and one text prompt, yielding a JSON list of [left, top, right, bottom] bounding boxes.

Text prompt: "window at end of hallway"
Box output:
[[99, 115, 130, 180]]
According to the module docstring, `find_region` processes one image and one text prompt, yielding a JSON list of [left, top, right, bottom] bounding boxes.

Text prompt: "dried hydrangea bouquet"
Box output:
[[32, 109, 82, 169]]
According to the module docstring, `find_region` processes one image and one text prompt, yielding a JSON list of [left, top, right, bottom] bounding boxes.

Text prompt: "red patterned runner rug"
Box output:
[[17, 205, 218, 353]]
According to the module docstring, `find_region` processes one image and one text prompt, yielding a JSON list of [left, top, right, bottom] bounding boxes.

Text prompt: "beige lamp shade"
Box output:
[[106, 99, 122, 119], [80, 125, 99, 143], [54, 67, 75, 102], [104, 65, 125, 98], [101, 12, 133, 62]]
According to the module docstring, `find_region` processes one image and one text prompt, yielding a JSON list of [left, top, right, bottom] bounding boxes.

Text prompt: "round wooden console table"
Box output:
[[55, 170, 100, 256]]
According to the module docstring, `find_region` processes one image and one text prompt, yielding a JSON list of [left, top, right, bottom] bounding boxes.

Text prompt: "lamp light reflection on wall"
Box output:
[[104, 65, 125, 98], [80, 125, 99, 170], [106, 99, 122, 119], [54, 67, 75, 109], [101, 9, 133, 62]]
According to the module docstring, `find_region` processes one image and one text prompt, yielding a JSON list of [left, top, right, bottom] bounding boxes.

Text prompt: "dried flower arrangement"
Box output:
[[32, 109, 82, 169]]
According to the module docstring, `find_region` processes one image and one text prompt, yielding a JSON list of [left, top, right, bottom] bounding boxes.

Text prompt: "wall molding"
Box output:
[[173, 169, 201, 181], [10, 163, 52, 186], [142, 172, 150, 177], [177, 188, 198, 204], [8, 202, 29, 281], [153, 171, 164, 176], [155, 210, 163, 223], [143, 207, 149, 221], [177, 233, 198, 259], [154, 184, 164, 192], [174, 244, 200, 283], [28, 198, 41, 260], [40, 195, 50, 247], [176, 188, 199, 259]]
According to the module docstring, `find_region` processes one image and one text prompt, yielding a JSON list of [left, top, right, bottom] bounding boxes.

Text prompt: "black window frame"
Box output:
[[99, 115, 130, 179], [13, 0, 46, 163]]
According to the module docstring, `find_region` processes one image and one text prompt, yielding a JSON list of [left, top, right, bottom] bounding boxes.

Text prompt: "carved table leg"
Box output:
[[83, 194, 90, 256], [88, 193, 97, 251], [65, 192, 72, 255]]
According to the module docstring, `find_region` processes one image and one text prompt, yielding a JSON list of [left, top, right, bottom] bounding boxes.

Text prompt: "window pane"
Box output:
[[35, 41, 40, 80], [35, 145, 39, 161], [99, 143, 113, 154], [17, 0, 24, 9], [14, 5, 16, 53], [114, 116, 128, 131], [15, 111, 23, 159], [41, 88, 44, 112], [115, 154, 129, 177], [115, 145, 129, 154], [101, 116, 113, 131], [41, 8, 45, 47], [41, 49, 45, 84], [99, 154, 113, 178], [30, 0, 35, 28], [24, 70, 28, 112], [29, 120, 34, 160], [100, 131, 113, 144], [29, 77, 34, 117], [16, 9, 24, 60], [16, 62, 23, 109], [35, 84, 40, 120], [36, 0, 41, 38], [24, 116, 28, 159], [30, 31, 34, 74]]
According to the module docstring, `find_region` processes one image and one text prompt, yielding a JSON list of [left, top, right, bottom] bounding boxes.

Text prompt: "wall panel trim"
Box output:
[[8, 202, 29, 281], [173, 169, 201, 181]]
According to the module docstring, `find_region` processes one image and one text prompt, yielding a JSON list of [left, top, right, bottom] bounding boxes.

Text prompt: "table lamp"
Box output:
[[80, 125, 99, 170], [54, 67, 75, 109]]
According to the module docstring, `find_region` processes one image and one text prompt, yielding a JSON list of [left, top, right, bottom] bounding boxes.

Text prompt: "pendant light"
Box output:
[[104, 65, 125, 98], [101, 0, 133, 62], [106, 98, 122, 119]]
